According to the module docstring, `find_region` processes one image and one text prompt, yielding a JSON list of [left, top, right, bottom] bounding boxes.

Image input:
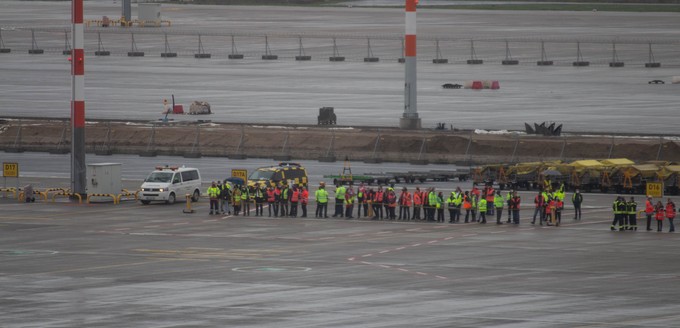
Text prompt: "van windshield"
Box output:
[[249, 170, 274, 180], [145, 172, 174, 183]]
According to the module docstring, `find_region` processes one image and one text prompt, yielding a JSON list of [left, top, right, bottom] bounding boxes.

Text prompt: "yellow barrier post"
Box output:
[[183, 194, 194, 213], [1, 188, 17, 199], [86, 194, 117, 204]]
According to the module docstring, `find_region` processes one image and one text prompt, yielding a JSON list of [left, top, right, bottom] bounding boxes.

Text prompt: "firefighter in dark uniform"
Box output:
[[611, 196, 627, 231], [627, 197, 637, 231]]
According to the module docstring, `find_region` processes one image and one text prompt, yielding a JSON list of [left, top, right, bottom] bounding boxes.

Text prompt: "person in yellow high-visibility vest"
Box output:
[[207, 181, 220, 215]]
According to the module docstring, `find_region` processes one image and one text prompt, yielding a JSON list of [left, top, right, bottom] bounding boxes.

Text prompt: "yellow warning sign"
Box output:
[[231, 169, 247, 183], [646, 182, 663, 198], [3, 162, 18, 178]]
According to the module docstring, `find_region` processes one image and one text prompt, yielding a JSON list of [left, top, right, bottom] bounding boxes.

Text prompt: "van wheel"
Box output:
[[191, 190, 200, 202], [167, 192, 176, 204], [140, 200, 150, 205]]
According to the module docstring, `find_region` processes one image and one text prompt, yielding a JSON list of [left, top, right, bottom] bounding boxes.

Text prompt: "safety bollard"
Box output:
[[183, 194, 194, 214]]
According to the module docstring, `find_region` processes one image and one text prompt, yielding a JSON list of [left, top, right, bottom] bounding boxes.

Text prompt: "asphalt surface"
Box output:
[[1, 2, 679, 133], [2, 152, 680, 327], [2, 180, 679, 327]]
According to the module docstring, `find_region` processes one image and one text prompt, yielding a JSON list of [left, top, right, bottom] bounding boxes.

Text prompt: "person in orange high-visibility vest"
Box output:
[[463, 191, 473, 223], [266, 186, 276, 217], [666, 198, 676, 232], [412, 187, 422, 220], [655, 201, 665, 232], [485, 185, 495, 216], [372, 186, 384, 220], [299, 186, 309, 218], [290, 185, 300, 217], [398, 187, 412, 221], [644, 196, 654, 231], [273, 185, 281, 217], [546, 196, 556, 226]]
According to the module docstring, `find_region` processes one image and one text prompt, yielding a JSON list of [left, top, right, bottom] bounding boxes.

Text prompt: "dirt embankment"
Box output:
[[1, 119, 678, 165]]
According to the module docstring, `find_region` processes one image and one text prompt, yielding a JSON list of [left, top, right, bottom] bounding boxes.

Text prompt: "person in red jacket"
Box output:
[[290, 185, 300, 217], [300, 186, 309, 218], [645, 196, 655, 231], [485, 184, 495, 216], [666, 198, 676, 232], [372, 186, 384, 220], [655, 201, 665, 232], [412, 187, 422, 220], [398, 187, 412, 221], [266, 186, 276, 217], [510, 191, 521, 225]]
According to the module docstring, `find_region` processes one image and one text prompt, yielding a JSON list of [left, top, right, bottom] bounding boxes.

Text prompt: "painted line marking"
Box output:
[[37, 258, 178, 275], [379, 265, 391, 269], [435, 276, 448, 280], [398, 268, 410, 272], [491, 231, 507, 234], [115, 228, 130, 231], [443, 237, 454, 240], [427, 240, 438, 244], [395, 247, 405, 250], [411, 243, 421, 247], [348, 257, 355, 261], [143, 225, 159, 228], [362, 254, 373, 257], [416, 272, 427, 276], [379, 250, 390, 254]]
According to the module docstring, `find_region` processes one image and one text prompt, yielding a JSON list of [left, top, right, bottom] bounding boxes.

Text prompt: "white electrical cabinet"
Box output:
[[87, 163, 122, 202], [138, 3, 161, 23]]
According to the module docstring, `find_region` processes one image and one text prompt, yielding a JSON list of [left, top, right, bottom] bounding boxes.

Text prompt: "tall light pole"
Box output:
[[400, 0, 421, 129], [71, 0, 86, 196]]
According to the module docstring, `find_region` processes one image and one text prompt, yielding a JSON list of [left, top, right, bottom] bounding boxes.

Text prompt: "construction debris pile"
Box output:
[[525, 122, 562, 136]]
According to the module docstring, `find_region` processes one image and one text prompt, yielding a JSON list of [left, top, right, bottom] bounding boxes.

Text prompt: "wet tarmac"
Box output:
[[2, 159, 680, 326], [0, 1, 679, 134], [1, 152, 680, 327]]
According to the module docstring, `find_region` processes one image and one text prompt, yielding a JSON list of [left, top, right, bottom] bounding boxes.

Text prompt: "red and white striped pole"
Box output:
[[71, 0, 86, 196], [401, 0, 421, 129]]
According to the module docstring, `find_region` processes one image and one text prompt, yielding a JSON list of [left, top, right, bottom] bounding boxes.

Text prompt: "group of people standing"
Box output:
[[207, 180, 309, 217], [207, 179, 677, 233], [529, 186, 575, 227], [640, 196, 675, 232], [311, 182, 523, 225]]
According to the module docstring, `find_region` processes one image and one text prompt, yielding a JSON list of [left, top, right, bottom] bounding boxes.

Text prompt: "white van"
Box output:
[[139, 166, 202, 205]]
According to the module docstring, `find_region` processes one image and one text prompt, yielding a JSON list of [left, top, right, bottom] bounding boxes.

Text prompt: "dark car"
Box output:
[[442, 83, 463, 89], [648, 80, 665, 84]]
